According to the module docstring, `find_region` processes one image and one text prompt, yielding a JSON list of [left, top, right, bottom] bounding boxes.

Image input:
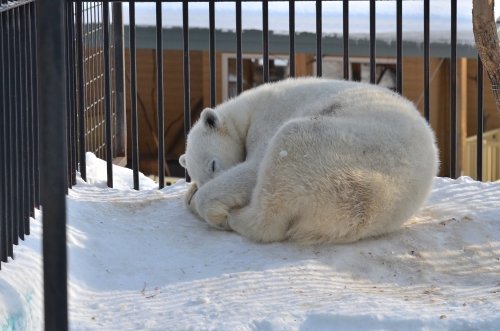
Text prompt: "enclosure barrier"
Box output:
[[0, 1, 490, 330], [64, 0, 486, 192], [1, 0, 38, 268]]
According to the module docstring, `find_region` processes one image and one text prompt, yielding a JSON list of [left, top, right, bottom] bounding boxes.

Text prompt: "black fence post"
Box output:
[[183, 0, 191, 156], [289, 0, 295, 77], [129, 1, 140, 190], [0, 7, 6, 266], [342, 0, 349, 80], [103, 3, 114, 188], [76, 1, 86, 182], [155, 0, 165, 188], [36, 0, 68, 329], [113, 2, 126, 162], [209, 0, 216, 106]]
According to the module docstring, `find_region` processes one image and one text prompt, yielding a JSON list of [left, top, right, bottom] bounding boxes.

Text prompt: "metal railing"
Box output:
[[0, 0, 38, 268], [69, 1, 125, 187], [66, 0, 486, 191], [0, 1, 491, 330]]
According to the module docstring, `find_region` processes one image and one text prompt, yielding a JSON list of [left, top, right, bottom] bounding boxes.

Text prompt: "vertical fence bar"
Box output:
[[68, 2, 77, 186], [24, 3, 32, 231], [423, 0, 430, 122], [129, 1, 139, 190], [100, 3, 105, 159], [88, 3, 92, 155], [19, 5, 29, 237], [24, 3, 31, 231], [288, 0, 295, 77], [37, 0, 68, 328], [76, 1, 86, 181], [26, 4, 35, 219], [183, 0, 191, 153], [103, 4, 113, 188], [476, 57, 483, 181], [65, 3, 73, 191], [86, 4, 92, 155], [0, 9, 2, 268], [236, 1, 242, 94], [113, 3, 126, 161], [0, 10, 7, 264], [13, 7, 24, 239], [369, 0, 376, 84], [343, 0, 349, 80], [396, 0, 402, 94], [10, 7, 19, 246], [5, 7, 13, 258], [91, 4, 97, 157], [156, 1, 165, 188], [450, 0, 457, 178], [17, 5, 26, 239], [23, 5, 31, 220], [262, 0, 269, 83], [30, 1, 39, 208], [315, 0, 322, 77], [209, 0, 216, 107]]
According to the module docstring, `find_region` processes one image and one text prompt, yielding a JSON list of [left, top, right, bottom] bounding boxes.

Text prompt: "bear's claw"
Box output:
[[185, 182, 201, 218]]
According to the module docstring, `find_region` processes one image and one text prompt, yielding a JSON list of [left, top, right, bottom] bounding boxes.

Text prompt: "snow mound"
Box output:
[[1, 154, 499, 330]]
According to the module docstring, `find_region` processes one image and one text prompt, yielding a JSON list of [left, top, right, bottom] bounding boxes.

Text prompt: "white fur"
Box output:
[[180, 77, 439, 244]]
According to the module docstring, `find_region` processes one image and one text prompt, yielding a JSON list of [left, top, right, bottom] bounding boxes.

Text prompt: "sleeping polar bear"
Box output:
[[179, 77, 439, 244]]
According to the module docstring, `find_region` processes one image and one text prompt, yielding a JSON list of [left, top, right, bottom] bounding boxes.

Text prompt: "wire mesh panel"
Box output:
[[79, 2, 115, 160], [70, 1, 126, 186]]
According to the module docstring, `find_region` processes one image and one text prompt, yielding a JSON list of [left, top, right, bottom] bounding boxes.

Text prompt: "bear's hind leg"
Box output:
[[227, 119, 316, 243], [228, 199, 298, 243]]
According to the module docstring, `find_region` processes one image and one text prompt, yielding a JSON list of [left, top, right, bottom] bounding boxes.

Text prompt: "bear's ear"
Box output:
[[179, 154, 187, 168], [201, 108, 219, 129]]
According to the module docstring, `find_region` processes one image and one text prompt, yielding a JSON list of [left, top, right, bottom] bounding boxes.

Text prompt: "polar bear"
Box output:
[[179, 77, 439, 244]]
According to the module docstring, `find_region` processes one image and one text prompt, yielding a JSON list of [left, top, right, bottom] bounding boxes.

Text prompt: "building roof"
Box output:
[[121, 1, 494, 58], [126, 26, 478, 59]]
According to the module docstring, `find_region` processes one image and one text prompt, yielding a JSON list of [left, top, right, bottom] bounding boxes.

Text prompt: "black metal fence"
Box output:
[[68, 1, 126, 188], [65, 0, 488, 191], [0, 0, 491, 330], [0, 0, 38, 268]]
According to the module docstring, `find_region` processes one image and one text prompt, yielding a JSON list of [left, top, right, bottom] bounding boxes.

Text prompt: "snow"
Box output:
[[122, 0, 500, 45], [1, 152, 499, 330]]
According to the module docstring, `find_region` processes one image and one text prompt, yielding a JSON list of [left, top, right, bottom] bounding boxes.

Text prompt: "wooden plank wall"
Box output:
[[124, 50, 315, 177], [402, 57, 451, 177], [124, 49, 205, 176], [465, 59, 500, 137]]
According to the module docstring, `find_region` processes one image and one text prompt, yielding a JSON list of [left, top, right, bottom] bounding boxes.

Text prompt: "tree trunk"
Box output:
[[472, 0, 500, 113]]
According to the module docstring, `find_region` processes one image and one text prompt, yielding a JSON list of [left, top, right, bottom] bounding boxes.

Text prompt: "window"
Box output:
[[316, 57, 397, 90], [222, 54, 289, 101]]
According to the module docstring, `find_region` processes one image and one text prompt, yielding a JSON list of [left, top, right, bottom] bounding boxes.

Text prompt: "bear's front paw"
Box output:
[[185, 182, 200, 217], [203, 202, 231, 231]]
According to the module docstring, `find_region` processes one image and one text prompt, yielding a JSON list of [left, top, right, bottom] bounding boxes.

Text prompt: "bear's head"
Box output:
[[179, 108, 244, 186]]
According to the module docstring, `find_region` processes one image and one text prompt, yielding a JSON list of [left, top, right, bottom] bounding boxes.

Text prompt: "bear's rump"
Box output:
[[253, 114, 432, 243]]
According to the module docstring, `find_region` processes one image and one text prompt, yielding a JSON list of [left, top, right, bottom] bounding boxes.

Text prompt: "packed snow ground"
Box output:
[[1, 153, 499, 330]]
